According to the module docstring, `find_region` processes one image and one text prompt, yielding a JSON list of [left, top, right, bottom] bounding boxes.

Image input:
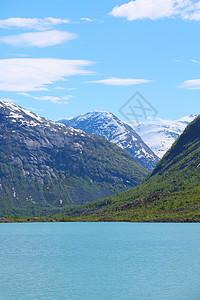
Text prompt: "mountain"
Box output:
[[57, 115, 200, 222], [0, 100, 147, 217], [58, 111, 159, 171], [134, 114, 197, 158]]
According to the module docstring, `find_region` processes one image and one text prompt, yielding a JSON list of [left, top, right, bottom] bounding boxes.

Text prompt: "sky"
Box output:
[[0, 0, 200, 123]]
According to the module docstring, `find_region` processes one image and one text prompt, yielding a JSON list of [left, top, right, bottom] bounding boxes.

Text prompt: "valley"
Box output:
[[0, 99, 199, 222]]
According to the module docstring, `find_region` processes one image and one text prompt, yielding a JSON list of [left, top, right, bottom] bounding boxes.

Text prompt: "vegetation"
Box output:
[[2, 187, 200, 223], [47, 115, 200, 223], [1, 101, 200, 222]]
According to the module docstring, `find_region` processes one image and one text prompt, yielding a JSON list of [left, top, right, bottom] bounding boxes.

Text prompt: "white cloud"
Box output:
[[54, 87, 67, 90], [54, 87, 76, 90], [0, 17, 70, 30], [109, 0, 200, 21], [172, 59, 181, 63], [17, 92, 30, 97], [88, 78, 151, 86], [45, 17, 70, 25], [0, 58, 94, 92], [35, 95, 71, 104], [19, 92, 72, 104], [81, 17, 93, 22], [190, 59, 200, 63], [179, 79, 200, 89], [0, 30, 78, 48]]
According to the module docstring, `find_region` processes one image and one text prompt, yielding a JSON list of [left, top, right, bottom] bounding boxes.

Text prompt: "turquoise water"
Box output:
[[0, 223, 200, 300]]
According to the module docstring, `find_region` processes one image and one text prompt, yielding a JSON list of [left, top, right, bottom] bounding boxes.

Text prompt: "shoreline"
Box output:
[[1, 216, 200, 223]]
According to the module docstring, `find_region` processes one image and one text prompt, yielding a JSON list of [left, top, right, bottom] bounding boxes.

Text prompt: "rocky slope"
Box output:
[[0, 100, 147, 216], [58, 111, 159, 171]]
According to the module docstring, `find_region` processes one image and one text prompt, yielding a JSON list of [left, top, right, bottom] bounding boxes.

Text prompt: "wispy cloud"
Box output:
[[81, 17, 93, 22], [179, 79, 200, 89], [33, 95, 72, 104], [0, 30, 78, 48], [54, 87, 76, 90], [0, 17, 70, 30], [190, 59, 200, 63], [18, 92, 30, 97], [110, 0, 200, 21], [87, 78, 151, 86], [54, 87, 67, 90], [172, 59, 181, 63], [0, 58, 94, 92], [19, 93, 72, 104]]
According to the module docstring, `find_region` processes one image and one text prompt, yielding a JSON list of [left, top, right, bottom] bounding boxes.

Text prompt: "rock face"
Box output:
[[58, 111, 159, 171], [0, 100, 147, 216], [135, 114, 197, 158]]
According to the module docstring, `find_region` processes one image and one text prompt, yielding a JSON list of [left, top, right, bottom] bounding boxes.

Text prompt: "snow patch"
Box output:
[[134, 115, 197, 158]]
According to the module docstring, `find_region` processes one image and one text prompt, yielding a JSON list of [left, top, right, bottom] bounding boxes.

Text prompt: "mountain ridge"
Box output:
[[55, 114, 200, 222], [58, 111, 159, 171], [0, 100, 147, 216]]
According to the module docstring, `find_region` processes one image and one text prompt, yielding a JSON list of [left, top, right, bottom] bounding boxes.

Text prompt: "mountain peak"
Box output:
[[0, 101, 147, 216], [58, 111, 159, 171], [0, 99, 45, 125]]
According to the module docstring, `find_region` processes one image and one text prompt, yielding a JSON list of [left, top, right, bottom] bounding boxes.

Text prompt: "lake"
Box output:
[[0, 223, 199, 299]]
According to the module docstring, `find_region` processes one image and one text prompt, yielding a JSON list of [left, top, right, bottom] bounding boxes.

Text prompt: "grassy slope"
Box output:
[[3, 187, 200, 223], [50, 116, 200, 222]]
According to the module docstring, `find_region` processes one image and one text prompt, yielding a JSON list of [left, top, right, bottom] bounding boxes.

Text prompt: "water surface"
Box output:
[[0, 223, 199, 299]]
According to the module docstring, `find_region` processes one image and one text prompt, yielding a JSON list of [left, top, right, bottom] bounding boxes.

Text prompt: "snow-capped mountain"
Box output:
[[134, 114, 197, 158], [58, 111, 159, 171], [0, 99, 147, 216]]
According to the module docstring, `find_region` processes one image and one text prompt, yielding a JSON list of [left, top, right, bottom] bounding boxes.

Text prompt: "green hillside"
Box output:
[[54, 115, 200, 222]]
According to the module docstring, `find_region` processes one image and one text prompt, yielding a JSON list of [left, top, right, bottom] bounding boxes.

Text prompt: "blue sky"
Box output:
[[0, 0, 200, 122]]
